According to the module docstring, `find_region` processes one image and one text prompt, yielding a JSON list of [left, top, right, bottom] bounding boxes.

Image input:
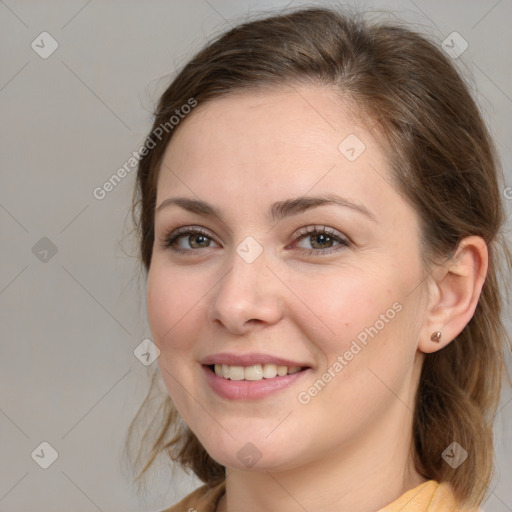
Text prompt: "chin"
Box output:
[[210, 450, 290, 472], [197, 431, 306, 473]]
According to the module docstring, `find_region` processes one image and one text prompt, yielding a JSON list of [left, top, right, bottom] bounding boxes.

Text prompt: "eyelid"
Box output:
[[291, 224, 348, 243], [159, 225, 221, 252], [167, 225, 216, 240], [288, 225, 350, 253]]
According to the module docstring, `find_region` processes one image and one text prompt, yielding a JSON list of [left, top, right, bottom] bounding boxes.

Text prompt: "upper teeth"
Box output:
[[214, 364, 302, 381]]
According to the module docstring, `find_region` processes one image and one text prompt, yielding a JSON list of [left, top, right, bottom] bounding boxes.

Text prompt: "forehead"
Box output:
[[159, 86, 379, 178], [155, 85, 406, 225]]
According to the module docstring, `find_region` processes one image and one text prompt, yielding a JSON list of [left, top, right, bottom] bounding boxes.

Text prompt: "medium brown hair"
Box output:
[[124, 6, 512, 509]]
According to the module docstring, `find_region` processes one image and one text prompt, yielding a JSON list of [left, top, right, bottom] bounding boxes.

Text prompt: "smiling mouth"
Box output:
[[206, 363, 308, 381]]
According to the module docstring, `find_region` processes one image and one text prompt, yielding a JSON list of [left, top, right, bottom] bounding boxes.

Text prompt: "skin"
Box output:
[[146, 84, 488, 512]]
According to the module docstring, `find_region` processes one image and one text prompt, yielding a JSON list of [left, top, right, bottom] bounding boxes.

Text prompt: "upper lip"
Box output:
[[201, 353, 311, 368]]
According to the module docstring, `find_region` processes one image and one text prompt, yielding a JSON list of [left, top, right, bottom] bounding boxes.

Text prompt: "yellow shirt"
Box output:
[[161, 479, 481, 511]]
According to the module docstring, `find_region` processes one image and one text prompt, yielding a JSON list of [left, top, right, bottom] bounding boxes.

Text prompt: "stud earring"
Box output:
[[430, 331, 442, 343]]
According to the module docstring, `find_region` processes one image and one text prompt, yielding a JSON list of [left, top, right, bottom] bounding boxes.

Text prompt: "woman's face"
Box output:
[[147, 85, 430, 472]]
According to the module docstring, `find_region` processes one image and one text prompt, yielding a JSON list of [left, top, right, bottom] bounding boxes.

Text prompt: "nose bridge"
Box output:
[[208, 237, 283, 332]]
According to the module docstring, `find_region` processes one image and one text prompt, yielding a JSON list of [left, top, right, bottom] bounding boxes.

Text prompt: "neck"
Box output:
[[217, 398, 427, 512], [219, 453, 426, 512]]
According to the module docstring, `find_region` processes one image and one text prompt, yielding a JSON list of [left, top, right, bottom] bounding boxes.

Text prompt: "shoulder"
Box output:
[[433, 481, 484, 512], [160, 481, 226, 512], [378, 480, 482, 511]]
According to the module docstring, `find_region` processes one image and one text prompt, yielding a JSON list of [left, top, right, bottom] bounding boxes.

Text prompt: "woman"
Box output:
[[125, 6, 511, 511]]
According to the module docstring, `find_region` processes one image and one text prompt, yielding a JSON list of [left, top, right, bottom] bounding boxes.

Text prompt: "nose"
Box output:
[[207, 245, 285, 335]]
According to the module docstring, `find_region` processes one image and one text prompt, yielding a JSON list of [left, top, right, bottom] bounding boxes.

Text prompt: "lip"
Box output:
[[202, 364, 312, 400], [200, 352, 311, 368]]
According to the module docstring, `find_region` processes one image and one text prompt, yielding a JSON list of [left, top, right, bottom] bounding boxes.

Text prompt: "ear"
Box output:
[[418, 236, 488, 354]]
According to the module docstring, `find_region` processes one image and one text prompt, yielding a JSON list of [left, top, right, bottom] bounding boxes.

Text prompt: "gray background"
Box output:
[[0, 0, 511, 511]]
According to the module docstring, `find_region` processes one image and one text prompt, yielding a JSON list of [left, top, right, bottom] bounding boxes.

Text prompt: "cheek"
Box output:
[[146, 263, 207, 349], [147, 265, 204, 415], [291, 260, 416, 399], [291, 264, 390, 348]]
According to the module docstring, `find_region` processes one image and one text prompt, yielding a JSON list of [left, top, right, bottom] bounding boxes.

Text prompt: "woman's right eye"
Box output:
[[160, 227, 220, 254]]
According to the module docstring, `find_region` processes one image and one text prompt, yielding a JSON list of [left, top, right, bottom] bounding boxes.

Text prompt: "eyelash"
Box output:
[[159, 225, 350, 256]]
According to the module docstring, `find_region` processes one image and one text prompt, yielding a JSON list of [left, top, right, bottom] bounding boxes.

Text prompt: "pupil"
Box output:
[[192, 235, 208, 248], [312, 233, 331, 249]]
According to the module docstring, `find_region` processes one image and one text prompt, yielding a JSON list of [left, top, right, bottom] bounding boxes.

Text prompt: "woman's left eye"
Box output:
[[160, 225, 349, 255], [291, 226, 349, 254]]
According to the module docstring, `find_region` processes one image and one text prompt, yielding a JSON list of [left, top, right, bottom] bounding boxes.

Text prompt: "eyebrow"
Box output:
[[155, 193, 377, 223]]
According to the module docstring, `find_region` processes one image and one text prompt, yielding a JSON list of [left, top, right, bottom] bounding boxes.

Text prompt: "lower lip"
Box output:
[[202, 365, 311, 400]]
